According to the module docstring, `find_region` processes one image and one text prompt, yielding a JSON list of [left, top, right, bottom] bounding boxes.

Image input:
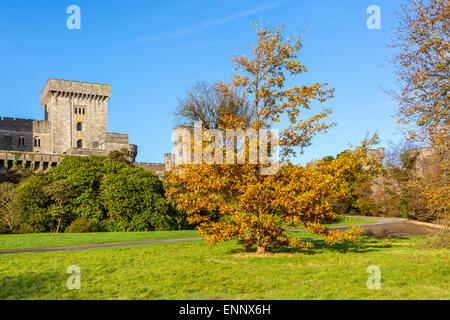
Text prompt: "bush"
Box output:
[[11, 155, 187, 233], [100, 167, 184, 231], [0, 182, 17, 233], [13, 174, 54, 233], [65, 217, 97, 233], [0, 220, 12, 234]]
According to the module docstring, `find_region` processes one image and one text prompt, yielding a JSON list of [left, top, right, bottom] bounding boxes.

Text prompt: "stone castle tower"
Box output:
[[0, 79, 137, 171], [41, 79, 110, 153]]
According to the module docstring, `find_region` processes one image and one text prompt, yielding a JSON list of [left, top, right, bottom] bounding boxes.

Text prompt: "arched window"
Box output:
[[74, 108, 78, 114], [34, 137, 41, 147], [77, 122, 82, 131], [18, 136, 25, 146], [77, 140, 83, 149], [82, 108, 86, 115]]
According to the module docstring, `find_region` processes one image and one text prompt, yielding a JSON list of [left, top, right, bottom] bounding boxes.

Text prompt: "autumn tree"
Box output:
[[389, 0, 449, 224], [391, 0, 449, 135], [166, 25, 373, 253]]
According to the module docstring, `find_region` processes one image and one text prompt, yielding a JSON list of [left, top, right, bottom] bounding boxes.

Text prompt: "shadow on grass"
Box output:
[[229, 236, 408, 255], [0, 272, 65, 299]]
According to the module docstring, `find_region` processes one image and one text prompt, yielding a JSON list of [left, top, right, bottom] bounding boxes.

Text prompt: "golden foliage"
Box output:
[[392, 0, 449, 133], [166, 25, 380, 252], [165, 141, 379, 252], [217, 24, 335, 159]]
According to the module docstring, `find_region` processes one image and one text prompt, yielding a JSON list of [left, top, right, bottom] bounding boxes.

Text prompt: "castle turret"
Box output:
[[40, 79, 110, 153]]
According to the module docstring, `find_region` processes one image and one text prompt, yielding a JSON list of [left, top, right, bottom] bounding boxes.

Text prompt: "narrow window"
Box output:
[[77, 122, 82, 131], [77, 140, 83, 149], [82, 108, 86, 115], [74, 107, 77, 114], [34, 137, 41, 147], [18, 137, 25, 146]]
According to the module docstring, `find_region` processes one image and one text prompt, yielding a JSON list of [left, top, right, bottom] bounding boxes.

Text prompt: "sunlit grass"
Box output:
[[0, 217, 374, 250], [0, 234, 448, 300]]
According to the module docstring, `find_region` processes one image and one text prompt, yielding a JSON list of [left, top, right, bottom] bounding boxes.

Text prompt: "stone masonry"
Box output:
[[0, 79, 137, 172]]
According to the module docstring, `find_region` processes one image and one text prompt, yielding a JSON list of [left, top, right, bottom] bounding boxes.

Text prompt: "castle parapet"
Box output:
[[0, 151, 61, 172], [0, 117, 51, 132], [100, 132, 129, 143], [134, 162, 166, 178], [41, 79, 111, 106]]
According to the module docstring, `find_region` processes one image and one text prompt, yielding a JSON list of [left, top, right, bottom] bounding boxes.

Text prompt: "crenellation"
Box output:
[[0, 117, 50, 132], [41, 79, 111, 106]]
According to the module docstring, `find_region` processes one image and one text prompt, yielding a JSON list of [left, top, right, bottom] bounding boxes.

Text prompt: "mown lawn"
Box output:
[[0, 230, 199, 251], [0, 233, 448, 300], [0, 216, 374, 250]]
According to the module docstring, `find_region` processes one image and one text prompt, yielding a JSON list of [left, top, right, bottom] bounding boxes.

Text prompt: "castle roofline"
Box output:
[[41, 79, 111, 106]]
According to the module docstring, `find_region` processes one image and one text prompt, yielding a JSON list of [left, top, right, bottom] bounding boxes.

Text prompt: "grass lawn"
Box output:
[[0, 216, 374, 251], [0, 230, 199, 251], [0, 233, 448, 300]]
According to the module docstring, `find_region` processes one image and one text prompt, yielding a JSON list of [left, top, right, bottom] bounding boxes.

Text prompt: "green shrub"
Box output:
[[13, 174, 54, 233], [0, 182, 17, 234], [66, 217, 97, 233], [100, 167, 180, 231], [0, 220, 12, 234], [11, 155, 187, 233]]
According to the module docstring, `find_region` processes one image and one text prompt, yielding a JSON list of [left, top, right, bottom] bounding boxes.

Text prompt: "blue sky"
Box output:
[[0, 0, 404, 163]]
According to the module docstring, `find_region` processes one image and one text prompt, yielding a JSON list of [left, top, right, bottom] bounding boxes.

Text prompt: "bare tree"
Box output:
[[173, 81, 253, 130]]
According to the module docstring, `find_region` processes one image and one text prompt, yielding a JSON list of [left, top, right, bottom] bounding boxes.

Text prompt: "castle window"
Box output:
[[77, 122, 83, 131], [77, 140, 83, 149], [18, 137, 25, 146], [82, 108, 86, 115], [74, 108, 77, 114], [34, 137, 41, 147]]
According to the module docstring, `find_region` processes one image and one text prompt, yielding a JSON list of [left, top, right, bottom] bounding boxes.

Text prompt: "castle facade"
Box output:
[[0, 79, 138, 171]]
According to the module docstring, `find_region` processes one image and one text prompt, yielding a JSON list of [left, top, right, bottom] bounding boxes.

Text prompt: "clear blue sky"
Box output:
[[1, 0, 404, 164]]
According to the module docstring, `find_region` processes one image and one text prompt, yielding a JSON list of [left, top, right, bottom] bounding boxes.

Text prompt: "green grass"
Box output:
[[0, 230, 199, 251], [0, 234, 448, 299], [0, 216, 374, 251]]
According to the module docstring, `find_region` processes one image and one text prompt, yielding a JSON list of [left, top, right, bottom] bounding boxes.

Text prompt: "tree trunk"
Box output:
[[257, 246, 266, 254], [5, 218, 13, 231], [56, 216, 62, 233]]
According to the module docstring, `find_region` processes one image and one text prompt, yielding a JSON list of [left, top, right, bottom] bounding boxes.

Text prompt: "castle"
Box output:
[[0, 79, 141, 172], [0, 78, 434, 178]]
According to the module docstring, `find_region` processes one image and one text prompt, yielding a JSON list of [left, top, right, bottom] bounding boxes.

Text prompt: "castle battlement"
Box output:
[[41, 78, 111, 106], [134, 162, 166, 178], [100, 132, 129, 143], [0, 117, 51, 132]]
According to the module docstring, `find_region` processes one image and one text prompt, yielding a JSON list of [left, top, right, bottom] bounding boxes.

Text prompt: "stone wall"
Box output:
[[0, 117, 52, 153], [134, 162, 166, 178], [0, 151, 61, 172]]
